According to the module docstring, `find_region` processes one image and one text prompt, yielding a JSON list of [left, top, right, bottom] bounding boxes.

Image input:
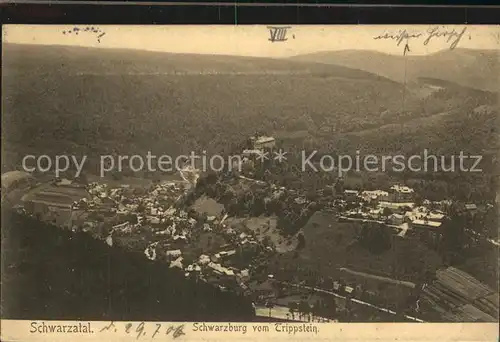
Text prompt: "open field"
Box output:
[[265, 211, 443, 312], [191, 196, 225, 217], [295, 211, 442, 280], [226, 216, 298, 253], [21, 183, 90, 208], [338, 267, 416, 289]]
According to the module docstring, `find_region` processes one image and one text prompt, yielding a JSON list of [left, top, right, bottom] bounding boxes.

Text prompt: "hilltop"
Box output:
[[4, 43, 396, 79], [290, 48, 499, 92]]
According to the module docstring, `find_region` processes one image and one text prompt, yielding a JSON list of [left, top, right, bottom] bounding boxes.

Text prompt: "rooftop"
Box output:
[[412, 219, 442, 228], [390, 185, 415, 194], [379, 201, 415, 209], [252, 136, 275, 144], [361, 190, 389, 196], [465, 204, 478, 210]]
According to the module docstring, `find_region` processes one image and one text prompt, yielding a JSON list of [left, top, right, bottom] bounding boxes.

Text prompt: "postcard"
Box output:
[[1, 24, 499, 341]]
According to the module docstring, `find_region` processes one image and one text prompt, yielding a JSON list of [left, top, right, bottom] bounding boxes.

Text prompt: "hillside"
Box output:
[[2, 43, 410, 172], [1, 209, 255, 321], [335, 105, 498, 156], [290, 49, 499, 93], [4, 43, 397, 79], [2, 44, 497, 182]]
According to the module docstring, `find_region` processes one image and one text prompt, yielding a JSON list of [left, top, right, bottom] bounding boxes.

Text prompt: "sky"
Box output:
[[3, 25, 499, 57]]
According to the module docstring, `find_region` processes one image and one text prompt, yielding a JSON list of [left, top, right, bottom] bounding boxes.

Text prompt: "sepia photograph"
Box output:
[[1, 24, 499, 340]]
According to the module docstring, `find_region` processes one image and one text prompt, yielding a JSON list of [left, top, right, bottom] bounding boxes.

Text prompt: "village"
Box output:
[[1, 134, 498, 323]]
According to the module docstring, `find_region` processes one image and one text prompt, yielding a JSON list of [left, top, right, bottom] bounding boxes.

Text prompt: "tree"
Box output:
[[306, 190, 319, 202], [262, 236, 272, 248], [323, 187, 335, 198], [439, 212, 469, 264], [414, 193, 424, 207], [288, 302, 297, 320], [296, 233, 306, 250], [334, 179, 344, 195], [75, 172, 89, 185], [126, 213, 138, 224], [137, 202, 146, 214], [357, 223, 392, 254], [111, 170, 123, 181], [298, 300, 310, 320], [312, 299, 322, 321], [265, 301, 275, 317], [326, 297, 337, 318], [382, 207, 393, 217], [334, 232, 344, 246]]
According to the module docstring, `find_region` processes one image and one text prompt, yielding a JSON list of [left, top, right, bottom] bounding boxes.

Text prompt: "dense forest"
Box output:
[[3, 44, 497, 179], [0, 209, 255, 321]]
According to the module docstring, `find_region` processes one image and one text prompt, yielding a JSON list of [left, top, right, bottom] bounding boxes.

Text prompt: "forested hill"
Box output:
[[290, 48, 499, 92], [2, 44, 497, 195], [0, 209, 255, 321], [2, 43, 408, 173]]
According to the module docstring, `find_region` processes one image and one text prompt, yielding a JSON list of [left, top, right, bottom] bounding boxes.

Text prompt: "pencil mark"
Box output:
[[374, 26, 469, 50], [491, 30, 500, 44], [423, 26, 467, 50], [62, 26, 106, 44], [268, 26, 291, 42], [403, 43, 411, 56], [97, 32, 106, 43], [374, 29, 422, 46], [99, 321, 117, 333], [166, 324, 185, 339]]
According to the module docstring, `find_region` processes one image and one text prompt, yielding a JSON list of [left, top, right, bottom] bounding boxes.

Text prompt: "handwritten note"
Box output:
[[268, 26, 292, 42], [492, 30, 500, 45], [374, 26, 469, 51], [100, 321, 185, 340], [62, 26, 106, 43]]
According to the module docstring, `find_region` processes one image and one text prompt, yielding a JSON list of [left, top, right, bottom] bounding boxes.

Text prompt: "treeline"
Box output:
[[5, 44, 496, 181], [184, 171, 320, 237], [438, 204, 499, 289], [1, 209, 255, 321], [350, 205, 498, 288]]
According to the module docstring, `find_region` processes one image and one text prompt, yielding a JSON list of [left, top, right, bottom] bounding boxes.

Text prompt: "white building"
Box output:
[[207, 262, 235, 277], [411, 219, 443, 245], [425, 212, 445, 222], [166, 249, 182, 258], [465, 204, 478, 212], [344, 189, 359, 201], [242, 149, 263, 157], [411, 219, 442, 230], [389, 184, 415, 202], [251, 136, 276, 150], [198, 254, 211, 265], [379, 201, 415, 211], [360, 190, 389, 202]]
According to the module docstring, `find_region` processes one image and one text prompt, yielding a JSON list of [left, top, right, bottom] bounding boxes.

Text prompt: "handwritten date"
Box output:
[[100, 321, 185, 340]]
